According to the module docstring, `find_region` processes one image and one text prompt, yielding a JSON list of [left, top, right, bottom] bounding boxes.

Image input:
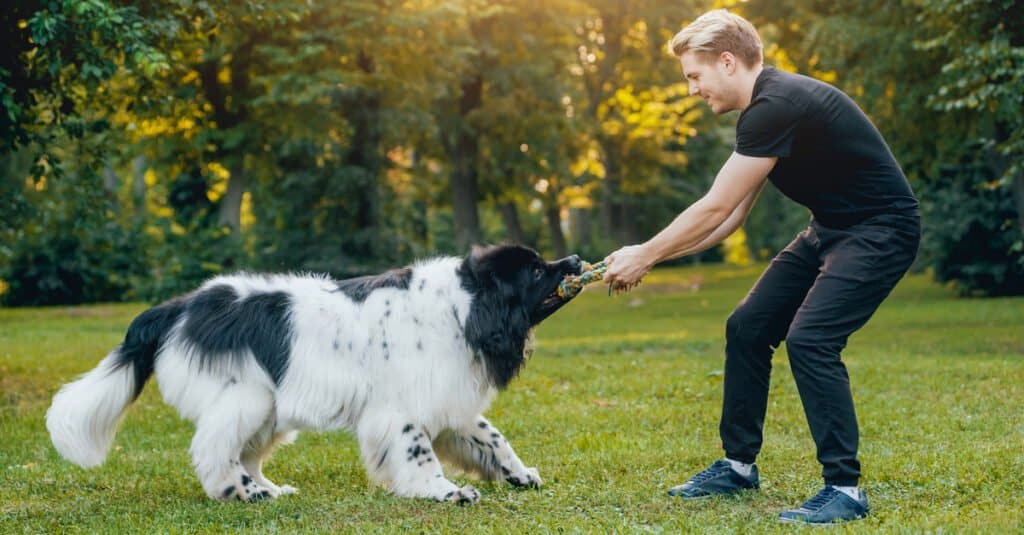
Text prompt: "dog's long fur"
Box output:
[[46, 245, 581, 503]]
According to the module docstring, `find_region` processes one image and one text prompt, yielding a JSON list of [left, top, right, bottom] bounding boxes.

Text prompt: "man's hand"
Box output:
[[604, 244, 655, 294]]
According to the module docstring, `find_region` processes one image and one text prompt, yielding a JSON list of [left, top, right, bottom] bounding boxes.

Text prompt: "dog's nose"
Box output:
[[564, 255, 582, 273]]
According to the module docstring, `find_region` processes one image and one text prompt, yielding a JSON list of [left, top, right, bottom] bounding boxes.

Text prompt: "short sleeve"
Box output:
[[735, 94, 802, 158]]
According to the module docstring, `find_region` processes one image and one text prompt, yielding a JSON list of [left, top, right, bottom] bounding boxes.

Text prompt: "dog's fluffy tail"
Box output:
[[46, 301, 183, 467]]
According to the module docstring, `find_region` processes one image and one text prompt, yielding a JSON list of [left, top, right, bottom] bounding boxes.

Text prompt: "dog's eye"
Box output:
[[533, 267, 544, 280]]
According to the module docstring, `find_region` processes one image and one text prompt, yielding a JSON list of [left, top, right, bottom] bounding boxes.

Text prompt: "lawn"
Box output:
[[1, 264, 1022, 533]]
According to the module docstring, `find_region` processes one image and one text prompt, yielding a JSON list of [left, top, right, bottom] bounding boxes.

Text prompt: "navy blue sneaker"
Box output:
[[667, 459, 760, 499], [778, 486, 870, 524]]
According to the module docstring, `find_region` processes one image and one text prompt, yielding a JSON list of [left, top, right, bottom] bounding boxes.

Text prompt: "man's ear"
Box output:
[[720, 51, 737, 74]]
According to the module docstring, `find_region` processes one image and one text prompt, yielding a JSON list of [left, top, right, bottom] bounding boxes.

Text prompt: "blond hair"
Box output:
[[668, 9, 763, 68]]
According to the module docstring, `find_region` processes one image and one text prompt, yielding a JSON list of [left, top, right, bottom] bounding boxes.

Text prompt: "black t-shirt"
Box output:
[[735, 67, 918, 228]]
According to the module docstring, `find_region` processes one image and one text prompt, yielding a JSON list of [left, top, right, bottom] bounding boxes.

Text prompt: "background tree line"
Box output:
[[1, 0, 1021, 306]]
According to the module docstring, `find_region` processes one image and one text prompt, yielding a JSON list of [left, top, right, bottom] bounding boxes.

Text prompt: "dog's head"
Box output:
[[458, 244, 583, 388]]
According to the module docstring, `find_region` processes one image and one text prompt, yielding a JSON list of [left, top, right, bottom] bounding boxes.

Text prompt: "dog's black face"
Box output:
[[458, 244, 583, 388], [463, 244, 583, 325]]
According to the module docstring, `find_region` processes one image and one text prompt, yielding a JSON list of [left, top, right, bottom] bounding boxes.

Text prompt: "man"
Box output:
[[603, 9, 919, 525]]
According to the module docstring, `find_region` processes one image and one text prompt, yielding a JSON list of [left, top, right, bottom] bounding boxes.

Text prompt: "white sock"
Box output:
[[725, 458, 753, 477], [832, 485, 860, 500]]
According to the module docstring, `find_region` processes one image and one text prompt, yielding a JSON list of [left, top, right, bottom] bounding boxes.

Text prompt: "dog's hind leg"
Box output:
[[358, 415, 480, 504], [433, 416, 542, 489], [190, 380, 281, 502], [241, 430, 299, 496]]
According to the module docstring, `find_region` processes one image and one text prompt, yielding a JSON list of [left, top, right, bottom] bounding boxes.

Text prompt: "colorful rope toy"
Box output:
[[557, 260, 609, 299]]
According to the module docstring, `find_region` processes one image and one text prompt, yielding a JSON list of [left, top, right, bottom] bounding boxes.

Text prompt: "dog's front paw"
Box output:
[[218, 479, 277, 502], [239, 473, 278, 502], [442, 484, 480, 505], [507, 467, 542, 489]]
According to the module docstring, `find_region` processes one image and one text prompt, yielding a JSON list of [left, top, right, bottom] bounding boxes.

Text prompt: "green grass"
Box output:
[[2, 264, 1022, 533]]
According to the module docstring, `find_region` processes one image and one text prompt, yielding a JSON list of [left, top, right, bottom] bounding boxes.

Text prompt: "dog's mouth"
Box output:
[[531, 263, 584, 325]]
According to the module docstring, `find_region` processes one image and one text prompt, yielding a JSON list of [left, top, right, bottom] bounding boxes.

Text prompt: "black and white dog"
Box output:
[[47, 244, 582, 504]]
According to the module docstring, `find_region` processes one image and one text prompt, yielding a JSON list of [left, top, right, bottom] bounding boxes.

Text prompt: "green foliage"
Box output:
[[1, 219, 142, 306], [920, 155, 1024, 296], [250, 139, 408, 277], [915, 0, 1024, 293], [3, 0, 1022, 304], [132, 220, 243, 303], [0, 0, 168, 154], [743, 186, 809, 260], [0, 166, 148, 306], [2, 266, 1023, 530]]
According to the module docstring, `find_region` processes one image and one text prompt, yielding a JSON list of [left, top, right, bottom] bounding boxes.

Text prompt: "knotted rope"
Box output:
[[557, 260, 609, 299]]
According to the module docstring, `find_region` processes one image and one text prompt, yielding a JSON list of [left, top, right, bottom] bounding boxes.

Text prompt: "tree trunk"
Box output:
[[1014, 171, 1024, 235], [449, 74, 484, 251], [569, 207, 593, 250], [599, 142, 627, 244], [198, 33, 258, 234], [451, 159, 483, 250], [620, 197, 639, 244], [582, 5, 629, 247], [351, 51, 382, 256], [499, 201, 527, 245], [218, 160, 247, 231], [545, 201, 568, 259], [102, 165, 119, 213], [131, 156, 146, 217]]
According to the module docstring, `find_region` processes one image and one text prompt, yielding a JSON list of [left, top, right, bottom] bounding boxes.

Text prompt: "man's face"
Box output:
[[680, 50, 737, 114]]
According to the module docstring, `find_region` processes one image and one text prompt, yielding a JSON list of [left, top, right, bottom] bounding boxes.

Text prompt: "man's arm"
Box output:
[[604, 152, 776, 289], [666, 179, 767, 259], [642, 152, 775, 262]]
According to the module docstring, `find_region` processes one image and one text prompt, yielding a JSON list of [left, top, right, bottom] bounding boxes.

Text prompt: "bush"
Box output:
[[130, 220, 244, 303], [920, 161, 1024, 296], [1, 218, 147, 306]]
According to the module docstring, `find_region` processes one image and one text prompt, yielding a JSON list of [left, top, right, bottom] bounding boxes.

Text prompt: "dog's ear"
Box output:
[[463, 285, 531, 389], [464, 244, 494, 283], [464, 244, 520, 298]]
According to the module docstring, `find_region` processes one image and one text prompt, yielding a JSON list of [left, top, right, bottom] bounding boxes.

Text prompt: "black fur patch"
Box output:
[[182, 285, 293, 385], [112, 297, 187, 400], [333, 268, 413, 302], [458, 245, 581, 389], [458, 251, 531, 389], [407, 443, 429, 460]]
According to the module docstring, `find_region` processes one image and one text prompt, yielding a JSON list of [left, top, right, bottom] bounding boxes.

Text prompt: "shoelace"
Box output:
[[801, 486, 841, 511], [688, 461, 731, 484]]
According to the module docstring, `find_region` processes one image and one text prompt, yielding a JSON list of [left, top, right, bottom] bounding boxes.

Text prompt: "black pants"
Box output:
[[720, 214, 920, 486]]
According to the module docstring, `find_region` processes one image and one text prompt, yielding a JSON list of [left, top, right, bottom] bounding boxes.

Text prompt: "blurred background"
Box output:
[[1, 0, 1021, 306]]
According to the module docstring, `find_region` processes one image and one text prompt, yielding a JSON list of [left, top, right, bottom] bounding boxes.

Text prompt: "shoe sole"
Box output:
[[669, 488, 759, 500], [778, 514, 867, 526]]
